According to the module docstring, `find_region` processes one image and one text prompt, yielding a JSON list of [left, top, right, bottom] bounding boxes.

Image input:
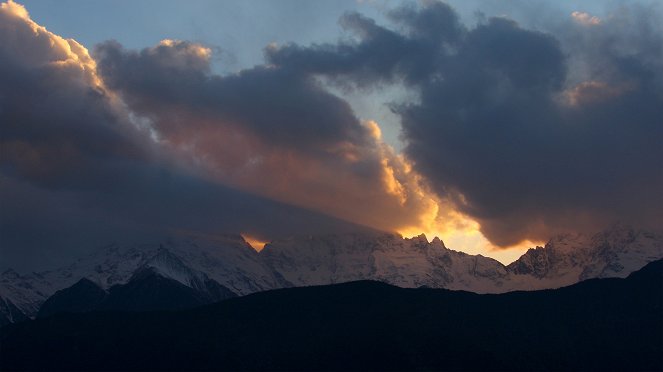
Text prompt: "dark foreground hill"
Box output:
[[1, 260, 662, 371], [37, 267, 237, 319]]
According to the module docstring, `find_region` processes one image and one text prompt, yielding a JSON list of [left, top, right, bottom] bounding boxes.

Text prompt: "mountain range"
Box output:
[[1, 224, 661, 324], [1, 259, 661, 371]]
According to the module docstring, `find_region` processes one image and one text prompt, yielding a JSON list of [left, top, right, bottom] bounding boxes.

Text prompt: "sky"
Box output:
[[1, 0, 662, 271]]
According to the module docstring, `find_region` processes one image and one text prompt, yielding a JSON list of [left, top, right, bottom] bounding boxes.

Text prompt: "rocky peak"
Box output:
[[430, 236, 446, 249], [408, 233, 429, 244]]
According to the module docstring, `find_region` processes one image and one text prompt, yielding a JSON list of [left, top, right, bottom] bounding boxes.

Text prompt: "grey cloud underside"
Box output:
[[0, 167, 369, 272], [268, 2, 663, 245]]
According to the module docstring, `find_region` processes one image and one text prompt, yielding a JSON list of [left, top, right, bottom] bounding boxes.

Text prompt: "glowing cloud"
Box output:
[[0, 0, 27, 19], [94, 40, 460, 243], [0, 0, 102, 88], [564, 81, 633, 106], [571, 11, 601, 26]]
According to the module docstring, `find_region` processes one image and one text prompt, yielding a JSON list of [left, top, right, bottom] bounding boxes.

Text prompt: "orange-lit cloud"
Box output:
[[571, 11, 601, 26], [564, 80, 633, 106], [396, 198, 544, 264], [177, 116, 448, 242], [94, 40, 464, 244], [0, 0, 102, 88]]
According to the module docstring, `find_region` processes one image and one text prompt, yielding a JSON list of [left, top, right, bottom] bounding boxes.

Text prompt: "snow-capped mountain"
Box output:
[[1, 234, 279, 320], [506, 224, 663, 290], [37, 266, 236, 319], [1, 225, 661, 324], [263, 225, 663, 293], [261, 233, 511, 292]]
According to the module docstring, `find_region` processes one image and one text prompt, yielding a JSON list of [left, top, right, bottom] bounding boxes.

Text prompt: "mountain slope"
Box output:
[[261, 232, 511, 292], [262, 225, 662, 293], [0, 235, 276, 319], [37, 278, 108, 318], [0, 296, 29, 327], [506, 224, 663, 290], [99, 267, 236, 312], [2, 260, 661, 371], [38, 268, 237, 317]]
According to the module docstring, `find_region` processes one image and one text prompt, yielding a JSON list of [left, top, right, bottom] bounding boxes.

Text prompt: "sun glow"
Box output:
[[398, 206, 544, 265], [401, 226, 542, 265], [242, 234, 269, 252]]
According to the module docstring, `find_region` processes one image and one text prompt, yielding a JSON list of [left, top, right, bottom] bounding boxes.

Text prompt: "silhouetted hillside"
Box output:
[[1, 260, 661, 371], [37, 268, 237, 318]]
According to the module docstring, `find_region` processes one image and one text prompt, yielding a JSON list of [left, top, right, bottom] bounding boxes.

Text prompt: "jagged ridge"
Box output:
[[1, 225, 661, 322]]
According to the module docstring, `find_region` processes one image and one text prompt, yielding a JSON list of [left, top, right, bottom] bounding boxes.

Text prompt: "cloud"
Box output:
[[265, 1, 464, 87], [1, 0, 455, 271], [0, 0, 147, 187], [401, 5, 663, 245], [2, 0, 661, 271], [93, 37, 445, 237], [263, 1, 663, 246], [571, 11, 601, 26], [0, 1, 373, 271]]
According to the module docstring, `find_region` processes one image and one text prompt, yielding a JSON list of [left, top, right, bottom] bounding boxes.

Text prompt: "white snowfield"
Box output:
[[1, 225, 662, 320]]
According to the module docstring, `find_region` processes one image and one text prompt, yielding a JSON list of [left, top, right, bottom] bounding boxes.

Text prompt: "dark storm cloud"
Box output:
[[398, 7, 663, 245], [266, 1, 464, 86], [267, 1, 663, 245]]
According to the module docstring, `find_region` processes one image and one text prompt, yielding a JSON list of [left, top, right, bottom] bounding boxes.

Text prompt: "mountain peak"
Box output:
[[431, 236, 445, 248], [410, 233, 428, 243], [37, 277, 107, 319]]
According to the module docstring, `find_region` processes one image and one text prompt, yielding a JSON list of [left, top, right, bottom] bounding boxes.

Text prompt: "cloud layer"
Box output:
[[1, 0, 661, 271], [93, 37, 442, 235]]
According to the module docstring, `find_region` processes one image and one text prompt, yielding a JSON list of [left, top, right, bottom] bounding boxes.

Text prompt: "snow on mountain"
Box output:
[[261, 232, 510, 292], [0, 234, 278, 318], [506, 224, 663, 290], [245, 224, 663, 294], [1, 224, 661, 323], [157, 235, 282, 294], [0, 269, 58, 318], [0, 294, 30, 326]]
